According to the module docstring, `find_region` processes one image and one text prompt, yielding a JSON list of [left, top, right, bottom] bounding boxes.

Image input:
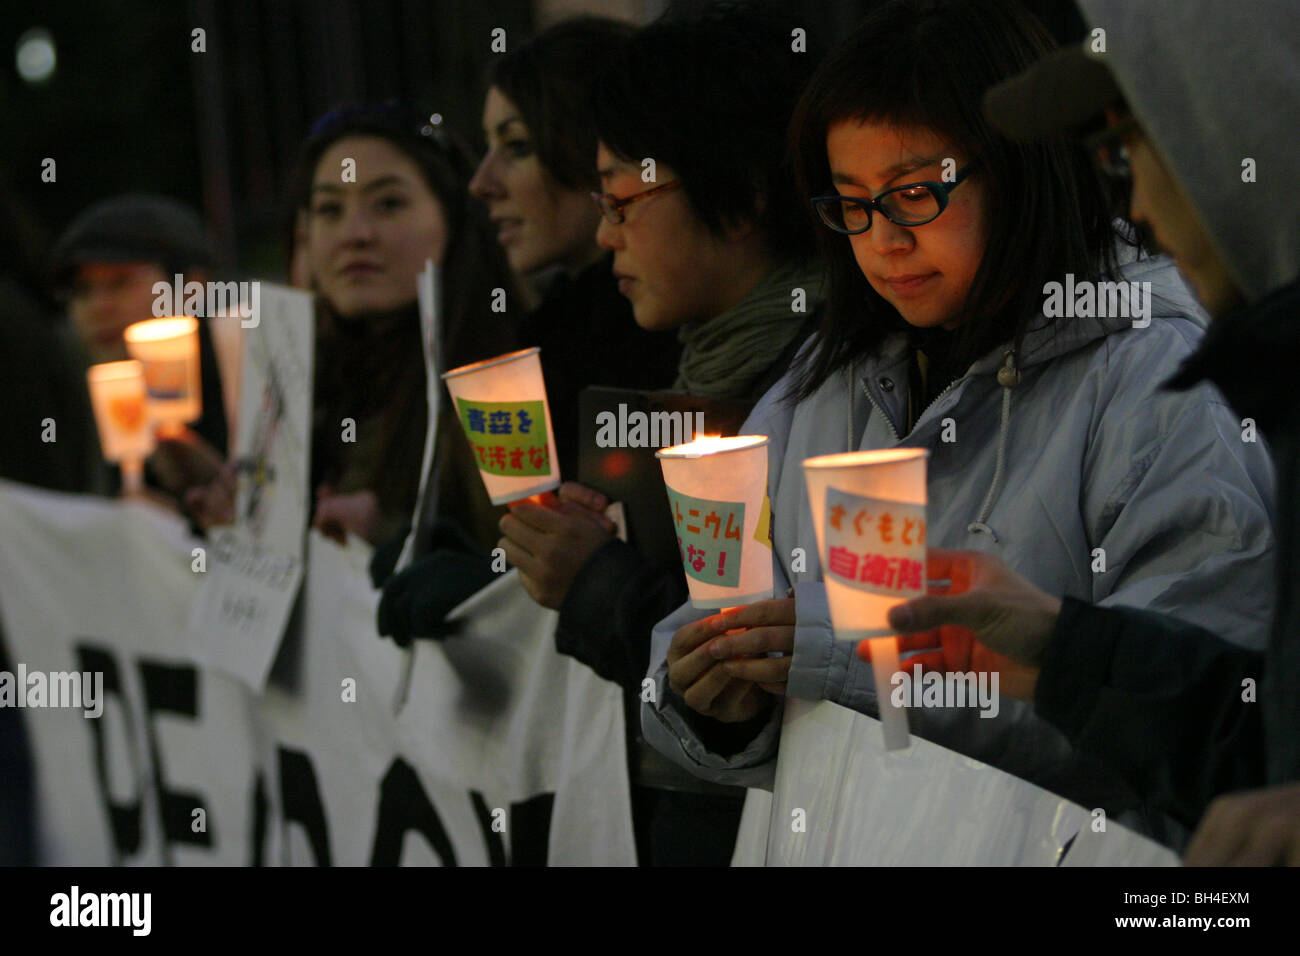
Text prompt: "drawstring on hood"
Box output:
[[841, 250, 1205, 545], [966, 349, 1020, 543]]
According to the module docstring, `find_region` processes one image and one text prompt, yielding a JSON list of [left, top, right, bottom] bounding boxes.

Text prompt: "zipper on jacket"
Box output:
[[861, 376, 961, 444], [860, 379, 901, 443]]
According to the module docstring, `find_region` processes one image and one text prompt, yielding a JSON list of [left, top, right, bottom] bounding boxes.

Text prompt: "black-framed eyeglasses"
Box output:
[[590, 179, 682, 225], [1083, 115, 1142, 180], [811, 161, 980, 234]]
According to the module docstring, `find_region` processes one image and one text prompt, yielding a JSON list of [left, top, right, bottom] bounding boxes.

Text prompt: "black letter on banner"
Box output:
[[249, 771, 268, 866], [278, 747, 331, 865], [139, 660, 210, 860], [509, 793, 555, 866], [469, 791, 507, 866], [76, 644, 143, 862], [370, 758, 457, 866]]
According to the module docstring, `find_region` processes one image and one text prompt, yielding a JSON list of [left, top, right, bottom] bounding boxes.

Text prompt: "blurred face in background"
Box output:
[[67, 261, 169, 363], [306, 135, 449, 317], [470, 86, 601, 276]]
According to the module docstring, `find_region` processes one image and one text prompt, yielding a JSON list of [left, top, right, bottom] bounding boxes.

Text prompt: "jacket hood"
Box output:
[[1076, 0, 1300, 300]]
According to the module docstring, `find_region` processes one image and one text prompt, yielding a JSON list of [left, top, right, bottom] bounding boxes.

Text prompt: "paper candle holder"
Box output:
[[123, 315, 202, 427], [802, 448, 929, 639], [804, 448, 928, 751], [87, 359, 155, 496], [656, 435, 773, 609], [442, 347, 560, 505]]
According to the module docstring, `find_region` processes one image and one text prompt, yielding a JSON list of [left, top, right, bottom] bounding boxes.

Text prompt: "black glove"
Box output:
[[376, 548, 498, 647]]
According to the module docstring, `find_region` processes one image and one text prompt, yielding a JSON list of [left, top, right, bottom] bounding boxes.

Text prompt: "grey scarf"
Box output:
[[673, 260, 825, 398]]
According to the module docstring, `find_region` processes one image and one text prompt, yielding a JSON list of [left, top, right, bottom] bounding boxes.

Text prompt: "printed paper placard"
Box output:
[[666, 486, 744, 588], [456, 398, 551, 477], [823, 487, 925, 596]]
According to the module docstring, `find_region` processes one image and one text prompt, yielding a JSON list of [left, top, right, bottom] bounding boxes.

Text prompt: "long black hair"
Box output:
[[790, 0, 1130, 401], [287, 102, 517, 370], [287, 103, 518, 537], [489, 17, 635, 192]]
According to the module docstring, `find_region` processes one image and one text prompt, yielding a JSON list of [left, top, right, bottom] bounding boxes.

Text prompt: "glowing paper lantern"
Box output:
[[441, 347, 560, 504], [123, 315, 202, 427], [86, 360, 156, 496], [803, 448, 929, 750], [656, 435, 773, 608]]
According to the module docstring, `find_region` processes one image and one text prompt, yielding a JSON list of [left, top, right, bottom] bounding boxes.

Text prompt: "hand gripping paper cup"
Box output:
[[803, 448, 929, 750], [656, 436, 773, 609], [441, 347, 560, 504], [87, 360, 156, 496], [123, 315, 202, 428]]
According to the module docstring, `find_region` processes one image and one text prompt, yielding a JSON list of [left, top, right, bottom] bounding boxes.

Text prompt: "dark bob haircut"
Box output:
[[592, 1, 820, 262], [489, 17, 635, 192], [790, 0, 1129, 401]]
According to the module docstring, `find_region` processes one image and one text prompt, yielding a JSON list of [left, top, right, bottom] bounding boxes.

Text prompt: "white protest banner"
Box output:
[[0, 481, 634, 866], [391, 260, 441, 712], [739, 698, 1178, 866], [0, 483, 258, 865], [186, 284, 314, 690]]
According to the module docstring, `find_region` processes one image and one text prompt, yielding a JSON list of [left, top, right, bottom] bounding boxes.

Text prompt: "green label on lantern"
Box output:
[[665, 485, 744, 588], [456, 398, 551, 477]]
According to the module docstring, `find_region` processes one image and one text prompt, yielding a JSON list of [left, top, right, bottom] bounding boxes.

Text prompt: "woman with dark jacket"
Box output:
[[495, 5, 823, 865]]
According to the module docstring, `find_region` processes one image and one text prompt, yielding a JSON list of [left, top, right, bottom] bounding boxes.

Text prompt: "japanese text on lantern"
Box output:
[[665, 486, 745, 588], [456, 398, 551, 477], [823, 486, 926, 596]]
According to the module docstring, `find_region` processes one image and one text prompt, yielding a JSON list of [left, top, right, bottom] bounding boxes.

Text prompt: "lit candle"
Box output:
[[441, 347, 560, 504], [123, 315, 202, 428], [656, 435, 773, 609], [86, 360, 156, 497], [803, 448, 929, 750]]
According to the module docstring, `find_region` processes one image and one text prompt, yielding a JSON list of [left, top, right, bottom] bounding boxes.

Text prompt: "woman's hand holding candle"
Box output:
[[666, 602, 792, 722], [499, 482, 618, 610], [869, 548, 1058, 700], [313, 486, 383, 546], [184, 463, 237, 531], [709, 597, 795, 695], [150, 424, 226, 498]]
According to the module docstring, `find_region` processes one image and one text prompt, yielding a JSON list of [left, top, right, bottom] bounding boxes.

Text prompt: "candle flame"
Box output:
[[123, 315, 198, 343], [656, 434, 768, 459]]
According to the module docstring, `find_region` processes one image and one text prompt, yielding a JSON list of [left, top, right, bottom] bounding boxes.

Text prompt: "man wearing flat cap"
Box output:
[[52, 193, 229, 497]]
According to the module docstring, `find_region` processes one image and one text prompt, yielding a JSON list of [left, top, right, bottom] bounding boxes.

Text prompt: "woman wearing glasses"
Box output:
[[643, 0, 1275, 848], [491, 5, 822, 865]]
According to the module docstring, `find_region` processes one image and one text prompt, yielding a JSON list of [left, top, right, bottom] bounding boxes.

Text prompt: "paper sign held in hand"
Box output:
[[442, 347, 560, 504], [455, 398, 551, 477], [656, 435, 772, 609], [666, 488, 745, 588]]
